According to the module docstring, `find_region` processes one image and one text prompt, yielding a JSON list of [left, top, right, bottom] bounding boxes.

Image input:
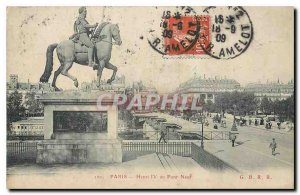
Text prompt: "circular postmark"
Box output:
[[147, 6, 202, 56], [201, 6, 253, 59]]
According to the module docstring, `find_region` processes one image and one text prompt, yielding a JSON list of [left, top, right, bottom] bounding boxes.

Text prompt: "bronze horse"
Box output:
[[39, 23, 122, 91]]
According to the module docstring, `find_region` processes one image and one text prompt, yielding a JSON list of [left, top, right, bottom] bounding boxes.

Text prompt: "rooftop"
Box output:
[[178, 77, 241, 89]]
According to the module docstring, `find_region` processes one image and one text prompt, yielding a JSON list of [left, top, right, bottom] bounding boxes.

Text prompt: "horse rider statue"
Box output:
[[71, 6, 98, 68], [40, 7, 122, 91]]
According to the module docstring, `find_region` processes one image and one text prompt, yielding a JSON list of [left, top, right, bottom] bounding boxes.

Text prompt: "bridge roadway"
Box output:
[[212, 115, 295, 169], [137, 112, 294, 172]]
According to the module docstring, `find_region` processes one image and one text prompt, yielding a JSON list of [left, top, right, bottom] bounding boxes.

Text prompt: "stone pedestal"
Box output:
[[36, 91, 122, 164]]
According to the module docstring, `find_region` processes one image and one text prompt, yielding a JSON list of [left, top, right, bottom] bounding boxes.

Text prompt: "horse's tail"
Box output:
[[39, 43, 58, 83]]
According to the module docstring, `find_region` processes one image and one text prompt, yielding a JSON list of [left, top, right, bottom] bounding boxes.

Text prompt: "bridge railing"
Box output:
[[7, 138, 229, 165], [203, 131, 230, 140], [122, 141, 193, 157], [7, 141, 40, 164], [120, 129, 228, 140]]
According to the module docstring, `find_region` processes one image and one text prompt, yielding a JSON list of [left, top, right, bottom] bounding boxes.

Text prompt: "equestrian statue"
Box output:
[[39, 6, 122, 91]]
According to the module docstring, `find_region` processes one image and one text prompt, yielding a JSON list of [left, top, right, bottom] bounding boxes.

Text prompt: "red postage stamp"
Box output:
[[163, 15, 211, 56], [147, 7, 211, 57]]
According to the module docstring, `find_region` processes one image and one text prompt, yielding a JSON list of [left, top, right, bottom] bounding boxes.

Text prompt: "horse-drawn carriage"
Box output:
[[213, 115, 221, 123], [240, 119, 247, 126], [236, 118, 247, 126]]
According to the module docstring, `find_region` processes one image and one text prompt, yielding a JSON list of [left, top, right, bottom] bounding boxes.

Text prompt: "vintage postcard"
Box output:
[[6, 6, 294, 189]]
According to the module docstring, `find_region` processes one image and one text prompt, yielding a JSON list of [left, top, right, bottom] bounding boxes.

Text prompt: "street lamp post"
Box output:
[[233, 104, 237, 123], [230, 104, 239, 147], [200, 115, 205, 149]]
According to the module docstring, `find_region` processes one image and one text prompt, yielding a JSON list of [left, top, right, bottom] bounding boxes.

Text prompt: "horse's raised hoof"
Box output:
[[74, 80, 79, 88]]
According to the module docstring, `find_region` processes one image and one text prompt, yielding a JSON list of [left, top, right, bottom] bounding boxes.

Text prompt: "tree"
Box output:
[[24, 91, 44, 116], [235, 92, 258, 116], [215, 92, 232, 113], [260, 96, 272, 114], [214, 91, 258, 116], [7, 90, 25, 130], [286, 94, 295, 122], [203, 100, 217, 113], [274, 94, 294, 122]]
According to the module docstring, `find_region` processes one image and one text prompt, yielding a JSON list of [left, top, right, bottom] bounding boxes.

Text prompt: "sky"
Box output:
[[6, 6, 294, 93]]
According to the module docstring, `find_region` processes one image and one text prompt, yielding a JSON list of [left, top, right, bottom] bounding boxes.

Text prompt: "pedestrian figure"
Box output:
[[214, 124, 218, 129], [230, 133, 237, 147], [277, 122, 281, 129], [265, 122, 269, 129], [205, 120, 209, 127], [266, 121, 272, 129], [269, 138, 277, 155], [158, 130, 167, 143], [221, 119, 226, 128], [260, 118, 264, 125], [255, 119, 259, 126]]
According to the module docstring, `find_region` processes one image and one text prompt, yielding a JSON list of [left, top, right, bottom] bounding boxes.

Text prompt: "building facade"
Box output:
[[7, 74, 54, 101], [173, 76, 242, 103], [7, 74, 54, 117], [9, 117, 44, 137], [173, 76, 294, 104], [244, 79, 294, 101]]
